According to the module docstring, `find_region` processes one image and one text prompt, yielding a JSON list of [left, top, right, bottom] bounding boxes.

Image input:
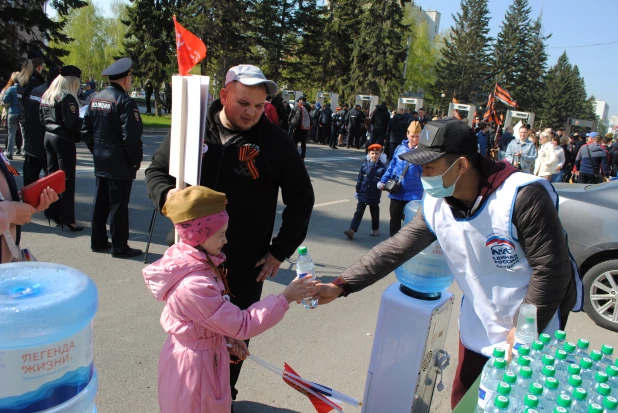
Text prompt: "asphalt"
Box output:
[[5, 131, 618, 413]]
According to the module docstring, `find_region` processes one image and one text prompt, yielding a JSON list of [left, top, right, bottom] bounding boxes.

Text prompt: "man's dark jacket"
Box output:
[[347, 108, 365, 131], [145, 99, 315, 275], [371, 105, 390, 131], [320, 107, 333, 125], [17, 71, 44, 129], [498, 132, 514, 152], [386, 114, 409, 145]]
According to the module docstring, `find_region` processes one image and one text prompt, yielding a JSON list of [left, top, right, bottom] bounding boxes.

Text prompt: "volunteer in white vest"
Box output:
[[316, 119, 582, 409]]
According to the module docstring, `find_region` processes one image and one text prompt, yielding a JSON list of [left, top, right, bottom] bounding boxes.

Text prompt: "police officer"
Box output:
[[82, 57, 144, 258]]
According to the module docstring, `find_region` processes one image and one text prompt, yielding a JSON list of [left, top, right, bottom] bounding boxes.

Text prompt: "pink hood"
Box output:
[[143, 241, 226, 301]]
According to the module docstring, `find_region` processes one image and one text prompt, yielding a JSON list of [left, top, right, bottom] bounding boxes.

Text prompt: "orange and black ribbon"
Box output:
[[239, 144, 260, 180], [4, 161, 19, 176]]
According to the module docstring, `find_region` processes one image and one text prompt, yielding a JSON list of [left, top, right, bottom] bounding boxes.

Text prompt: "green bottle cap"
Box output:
[[494, 395, 509, 409], [297, 246, 308, 255], [554, 330, 566, 340], [529, 382, 544, 395], [524, 410, 539, 413], [524, 394, 539, 408], [604, 396, 618, 410], [578, 338, 590, 350], [532, 340, 544, 351], [607, 365, 618, 377], [589, 403, 604, 413], [581, 357, 594, 369], [568, 374, 583, 387], [591, 350, 603, 361], [602, 344, 614, 356], [518, 355, 532, 367], [573, 387, 588, 401], [563, 341, 576, 353], [494, 358, 507, 370], [496, 382, 511, 396], [539, 333, 551, 344], [545, 376, 559, 389], [543, 355, 555, 366], [596, 371, 609, 383], [519, 345, 531, 356], [494, 347, 506, 359], [615, 358, 618, 367], [503, 371, 517, 384], [557, 394, 572, 408], [568, 363, 582, 375], [555, 349, 567, 360], [542, 365, 556, 377], [520, 366, 533, 378], [596, 383, 611, 396], [553, 407, 567, 413]]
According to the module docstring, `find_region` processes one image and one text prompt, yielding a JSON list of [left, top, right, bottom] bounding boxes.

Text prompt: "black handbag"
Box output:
[[384, 162, 410, 194]]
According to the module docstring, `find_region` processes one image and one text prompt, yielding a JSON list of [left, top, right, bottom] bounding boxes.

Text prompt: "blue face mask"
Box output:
[[421, 159, 462, 198]]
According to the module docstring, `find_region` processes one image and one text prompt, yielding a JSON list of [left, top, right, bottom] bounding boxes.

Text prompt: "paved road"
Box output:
[[8, 134, 618, 413]]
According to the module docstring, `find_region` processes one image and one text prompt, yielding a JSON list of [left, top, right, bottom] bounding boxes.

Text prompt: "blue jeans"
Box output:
[[498, 150, 506, 161], [551, 170, 564, 183], [6, 114, 21, 156]]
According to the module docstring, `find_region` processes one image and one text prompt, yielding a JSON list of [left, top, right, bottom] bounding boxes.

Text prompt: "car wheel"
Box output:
[[583, 260, 618, 332]]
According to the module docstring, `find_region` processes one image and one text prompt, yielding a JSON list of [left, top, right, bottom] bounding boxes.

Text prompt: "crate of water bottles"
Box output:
[[476, 304, 618, 413]]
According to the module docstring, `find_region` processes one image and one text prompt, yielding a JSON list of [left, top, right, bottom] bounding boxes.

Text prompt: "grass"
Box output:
[[141, 113, 171, 128]]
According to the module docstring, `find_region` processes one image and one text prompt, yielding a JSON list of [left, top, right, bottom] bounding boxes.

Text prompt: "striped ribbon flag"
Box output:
[[494, 83, 518, 108], [483, 93, 501, 126]]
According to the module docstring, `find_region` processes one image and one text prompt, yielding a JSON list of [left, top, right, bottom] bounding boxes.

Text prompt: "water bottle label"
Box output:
[[0, 323, 94, 410], [298, 273, 309, 278], [478, 384, 492, 409]]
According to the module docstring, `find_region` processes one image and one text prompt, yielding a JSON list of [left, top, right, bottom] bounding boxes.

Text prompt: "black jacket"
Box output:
[[39, 93, 82, 144], [371, 105, 390, 131], [347, 108, 365, 131], [386, 114, 409, 144], [81, 83, 143, 180], [609, 141, 618, 166], [18, 71, 44, 128], [23, 82, 49, 159], [145, 99, 315, 275], [320, 107, 333, 125], [498, 132, 514, 152]]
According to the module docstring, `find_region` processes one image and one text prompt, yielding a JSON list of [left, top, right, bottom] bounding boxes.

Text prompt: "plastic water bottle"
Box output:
[[516, 395, 540, 413], [529, 382, 545, 402], [504, 371, 517, 387], [591, 372, 610, 395], [509, 355, 533, 376], [564, 341, 578, 365], [589, 383, 612, 406], [485, 383, 512, 412], [581, 358, 596, 390], [542, 377, 560, 411], [555, 394, 573, 410], [568, 363, 583, 379], [295, 246, 317, 309], [482, 348, 507, 382], [486, 395, 511, 413], [549, 330, 567, 351], [601, 345, 615, 367], [576, 339, 591, 360], [606, 366, 618, 392], [591, 351, 605, 372], [569, 387, 589, 413], [530, 341, 546, 369], [514, 366, 534, 400], [554, 350, 570, 381], [539, 333, 552, 354], [552, 407, 567, 413], [604, 396, 618, 412], [476, 358, 508, 412], [0, 263, 99, 412], [587, 403, 604, 413], [536, 365, 557, 386], [562, 374, 584, 397], [535, 355, 556, 378], [513, 304, 538, 357]]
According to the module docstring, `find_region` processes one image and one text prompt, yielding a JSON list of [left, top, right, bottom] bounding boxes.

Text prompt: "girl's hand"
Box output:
[[282, 276, 319, 304], [35, 187, 59, 213], [226, 338, 249, 361]]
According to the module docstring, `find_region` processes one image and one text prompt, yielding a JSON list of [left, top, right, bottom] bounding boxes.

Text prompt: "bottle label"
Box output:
[[0, 323, 94, 411], [512, 340, 526, 356], [478, 383, 492, 409], [298, 273, 309, 278]]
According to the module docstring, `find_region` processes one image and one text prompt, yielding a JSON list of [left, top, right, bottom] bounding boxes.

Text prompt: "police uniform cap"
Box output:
[[102, 57, 133, 80], [162, 187, 227, 224], [27, 48, 45, 60], [60, 65, 81, 78]]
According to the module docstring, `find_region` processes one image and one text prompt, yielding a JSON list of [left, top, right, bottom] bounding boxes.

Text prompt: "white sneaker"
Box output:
[[370, 230, 379, 237]]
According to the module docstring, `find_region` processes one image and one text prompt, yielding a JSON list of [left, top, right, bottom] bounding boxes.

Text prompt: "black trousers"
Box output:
[[321, 124, 331, 146], [145, 95, 152, 113], [45, 135, 76, 224], [389, 198, 408, 236], [293, 129, 309, 158], [91, 177, 133, 249], [348, 128, 361, 148], [578, 173, 600, 184], [23, 154, 47, 188], [329, 125, 338, 148], [350, 201, 379, 231]]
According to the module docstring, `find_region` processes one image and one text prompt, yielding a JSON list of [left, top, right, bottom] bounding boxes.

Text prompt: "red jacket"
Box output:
[[264, 101, 279, 125]]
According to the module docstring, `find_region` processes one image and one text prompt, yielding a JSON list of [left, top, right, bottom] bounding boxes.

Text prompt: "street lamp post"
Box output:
[[440, 93, 445, 117]]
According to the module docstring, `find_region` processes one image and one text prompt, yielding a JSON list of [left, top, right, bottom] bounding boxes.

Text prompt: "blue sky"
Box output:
[[91, 0, 618, 116]]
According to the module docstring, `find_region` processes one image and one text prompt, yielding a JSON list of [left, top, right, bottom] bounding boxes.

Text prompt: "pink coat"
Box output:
[[143, 242, 289, 413]]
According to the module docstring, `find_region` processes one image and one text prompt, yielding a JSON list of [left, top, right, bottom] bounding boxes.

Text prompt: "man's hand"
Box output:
[[166, 188, 181, 200], [255, 251, 282, 282], [556, 165, 562, 171], [316, 283, 344, 305], [226, 337, 249, 361], [506, 327, 516, 362]]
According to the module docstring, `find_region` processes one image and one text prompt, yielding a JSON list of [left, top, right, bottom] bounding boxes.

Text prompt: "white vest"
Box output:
[[423, 172, 583, 356]]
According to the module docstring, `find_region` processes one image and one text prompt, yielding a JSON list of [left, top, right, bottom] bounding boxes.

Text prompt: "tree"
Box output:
[[517, 16, 549, 112], [432, 0, 493, 106]]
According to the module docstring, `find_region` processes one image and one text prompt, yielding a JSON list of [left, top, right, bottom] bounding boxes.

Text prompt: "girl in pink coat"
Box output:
[[143, 186, 318, 413]]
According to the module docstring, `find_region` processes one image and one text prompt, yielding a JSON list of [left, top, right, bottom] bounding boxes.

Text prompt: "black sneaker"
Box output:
[[111, 246, 143, 258]]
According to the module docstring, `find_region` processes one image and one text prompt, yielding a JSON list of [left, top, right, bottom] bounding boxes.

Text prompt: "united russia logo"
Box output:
[[486, 234, 519, 269]]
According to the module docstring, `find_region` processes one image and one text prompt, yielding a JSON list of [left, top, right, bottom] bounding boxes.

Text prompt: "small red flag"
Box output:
[[283, 363, 342, 413], [173, 16, 207, 76]]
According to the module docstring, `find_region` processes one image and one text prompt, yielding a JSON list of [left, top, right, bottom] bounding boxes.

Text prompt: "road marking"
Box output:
[[276, 199, 349, 214]]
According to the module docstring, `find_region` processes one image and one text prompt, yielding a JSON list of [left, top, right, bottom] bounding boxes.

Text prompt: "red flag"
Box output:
[[173, 16, 207, 76], [494, 83, 518, 108], [283, 363, 342, 413]]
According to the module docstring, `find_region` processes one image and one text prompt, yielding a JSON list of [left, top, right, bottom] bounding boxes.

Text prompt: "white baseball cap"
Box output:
[[225, 65, 278, 95]]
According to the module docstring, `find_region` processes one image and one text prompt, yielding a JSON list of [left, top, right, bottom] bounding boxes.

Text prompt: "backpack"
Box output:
[[299, 106, 311, 130]]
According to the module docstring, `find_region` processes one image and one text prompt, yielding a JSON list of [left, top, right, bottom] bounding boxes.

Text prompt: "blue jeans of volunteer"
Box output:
[[6, 114, 20, 156], [551, 170, 564, 183]]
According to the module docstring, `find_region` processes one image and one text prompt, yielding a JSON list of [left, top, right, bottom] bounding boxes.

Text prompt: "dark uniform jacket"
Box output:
[[39, 93, 82, 143], [145, 99, 314, 275], [23, 82, 50, 159], [371, 105, 390, 131], [356, 160, 386, 205], [386, 114, 409, 145], [347, 108, 365, 132], [18, 71, 45, 126], [81, 83, 143, 180], [320, 107, 333, 125]]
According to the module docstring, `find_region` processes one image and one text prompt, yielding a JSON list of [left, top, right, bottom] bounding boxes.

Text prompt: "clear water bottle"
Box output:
[[604, 396, 618, 412], [564, 342, 578, 365], [509, 355, 532, 376], [589, 383, 612, 406], [568, 363, 583, 378], [587, 403, 604, 413], [554, 350, 570, 381], [606, 366, 618, 392], [485, 383, 512, 412], [552, 407, 567, 413], [514, 366, 534, 400], [549, 330, 567, 351], [516, 395, 539, 413], [476, 358, 508, 412], [569, 387, 589, 413], [542, 377, 560, 411], [486, 395, 511, 413], [482, 348, 507, 381], [529, 382, 545, 401], [601, 345, 614, 367], [513, 305, 538, 357], [556, 394, 573, 410], [592, 372, 610, 394], [591, 351, 605, 372], [540, 333, 552, 354], [530, 341, 546, 372], [581, 358, 596, 390], [576, 339, 591, 360], [295, 246, 317, 309], [535, 355, 556, 377], [562, 374, 584, 397], [504, 371, 517, 387], [536, 365, 557, 386]]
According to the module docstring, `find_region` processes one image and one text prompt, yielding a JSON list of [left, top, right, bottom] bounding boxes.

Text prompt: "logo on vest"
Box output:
[[485, 234, 519, 269]]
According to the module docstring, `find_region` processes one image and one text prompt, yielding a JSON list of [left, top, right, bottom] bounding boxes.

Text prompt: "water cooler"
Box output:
[[362, 201, 454, 413]]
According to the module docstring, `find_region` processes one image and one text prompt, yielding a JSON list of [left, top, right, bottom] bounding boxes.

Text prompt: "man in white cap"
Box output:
[[145, 64, 314, 406]]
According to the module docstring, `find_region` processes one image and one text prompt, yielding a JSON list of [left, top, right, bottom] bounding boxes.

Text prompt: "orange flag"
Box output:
[[283, 363, 342, 413], [173, 16, 207, 76]]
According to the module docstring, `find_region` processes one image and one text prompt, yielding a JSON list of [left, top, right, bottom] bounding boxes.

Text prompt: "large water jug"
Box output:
[[0, 262, 99, 412], [394, 201, 454, 297]]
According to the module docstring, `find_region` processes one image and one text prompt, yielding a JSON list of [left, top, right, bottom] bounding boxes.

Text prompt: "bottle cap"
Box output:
[[597, 383, 611, 396], [588, 403, 604, 413], [557, 394, 572, 408], [581, 357, 593, 369], [578, 338, 590, 350], [518, 355, 532, 366], [494, 358, 507, 370], [555, 349, 567, 360], [524, 410, 539, 413], [539, 333, 551, 344], [529, 382, 544, 395], [607, 365, 618, 377], [604, 396, 618, 410], [518, 345, 531, 356], [568, 374, 583, 387], [493, 347, 506, 359], [542, 365, 556, 377], [503, 371, 517, 384], [568, 363, 582, 375], [543, 355, 555, 366], [494, 395, 509, 409], [553, 408, 567, 413], [524, 394, 539, 408], [573, 387, 587, 401], [519, 366, 533, 379], [591, 350, 603, 361], [532, 341, 544, 351], [545, 376, 559, 389], [615, 358, 618, 368], [596, 371, 609, 383], [563, 341, 576, 353], [496, 382, 511, 396], [297, 246, 308, 255], [602, 344, 614, 356], [554, 330, 566, 340]]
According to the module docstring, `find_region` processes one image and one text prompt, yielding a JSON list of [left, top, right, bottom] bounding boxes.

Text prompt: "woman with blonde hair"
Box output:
[[39, 65, 84, 231], [1, 73, 22, 159], [534, 131, 558, 180]]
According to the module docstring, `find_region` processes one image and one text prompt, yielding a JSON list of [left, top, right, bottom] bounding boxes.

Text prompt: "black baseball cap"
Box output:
[[399, 118, 478, 165]]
